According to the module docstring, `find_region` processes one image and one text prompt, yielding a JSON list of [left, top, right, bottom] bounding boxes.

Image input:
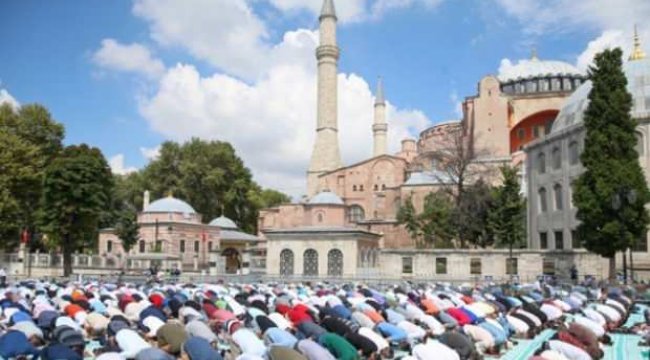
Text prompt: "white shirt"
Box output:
[[412, 340, 460, 360], [233, 328, 266, 357], [419, 314, 445, 335], [541, 303, 563, 321], [358, 327, 389, 351], [541, 350, 570, 360], [506, 315, 529, 334], [593, 303, 621, 323], [549, 340, 591, 360], [398, 320, 426, 340], [268, 313, 292, 331], [583, 308, 606, 327], [574, 315, 605, 338]]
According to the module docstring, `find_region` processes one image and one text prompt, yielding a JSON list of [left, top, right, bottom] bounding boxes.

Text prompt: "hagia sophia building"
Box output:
[[95, 0, 650, 281]]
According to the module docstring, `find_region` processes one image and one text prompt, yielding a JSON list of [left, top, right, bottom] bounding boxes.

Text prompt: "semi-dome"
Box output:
[[308, 190, 344, 205], [551, 58, 650, 133], [209, 215, 238, 229], [145, 196, 196, 214], [498, 58, 584, 82]]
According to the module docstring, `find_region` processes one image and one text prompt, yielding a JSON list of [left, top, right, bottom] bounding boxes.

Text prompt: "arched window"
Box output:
[[359, 185, 364, 192], [636, 132, 645, 156], [316, 212, 324, 223], [107, 240, 113, 253], [568, 141, 579, 165], [538, 187, 548, 213], [554, 184, 563, 211], [194, 241, 199, 252], [552, 147, 561, 169], [180, 240, 186, 252], [139, 240, 145, 253], [382, 184, 386, 190], [374, 184, 379, 191], [538, 153, 546, 174], [353, 185, 357, 192], [303, 249, 319, 276], [280, 249, 294, 276], [328, 249, 344, 277], [348, 205, 365, 223]]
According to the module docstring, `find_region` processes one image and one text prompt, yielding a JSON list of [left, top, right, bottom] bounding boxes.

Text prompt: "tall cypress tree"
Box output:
[[573, 48, 650, 280]]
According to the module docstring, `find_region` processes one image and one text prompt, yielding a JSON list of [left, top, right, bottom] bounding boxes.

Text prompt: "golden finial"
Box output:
[[630, 25, 647, 61], [167, 190, 174, 198], [531, 47, 539, 61]]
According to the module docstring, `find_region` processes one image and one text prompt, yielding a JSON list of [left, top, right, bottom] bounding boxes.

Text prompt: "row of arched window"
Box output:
[[538, 133, 645, 174], [279, 248, 344, 276], [352, 184, 387, 192], [538, 184, 566, 213], [501, 77, 584, 95]]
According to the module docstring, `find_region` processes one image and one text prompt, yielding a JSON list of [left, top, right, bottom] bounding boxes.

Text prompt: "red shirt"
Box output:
[[446, 308, 471, 326], [558, 331, 587, 351], [287, 307, 313, 325]]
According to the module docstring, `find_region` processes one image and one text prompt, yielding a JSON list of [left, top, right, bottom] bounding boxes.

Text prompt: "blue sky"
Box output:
[[1, 0, 647, 195]]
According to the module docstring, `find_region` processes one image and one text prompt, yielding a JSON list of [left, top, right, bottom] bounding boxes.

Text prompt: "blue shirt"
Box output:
[[376, 322, 407, 343], [331, 304, 352, 320], [264, 328, 298, 348], [478, 322, 506, 345], [385, 309, 406, 325], [0, 331, 40, 359]]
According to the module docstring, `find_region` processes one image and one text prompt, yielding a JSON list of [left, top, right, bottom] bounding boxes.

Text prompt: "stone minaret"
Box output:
[[143, 190, 150, 211], [307, 0, 342, 197], [373, 77, 388, 157]]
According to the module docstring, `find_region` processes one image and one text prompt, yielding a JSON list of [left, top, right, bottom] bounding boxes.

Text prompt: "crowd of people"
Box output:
[[0, 277, 646, 360]]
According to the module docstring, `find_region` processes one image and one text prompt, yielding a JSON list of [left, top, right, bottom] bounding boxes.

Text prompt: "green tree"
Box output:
[[114, 208, 140, 253], [252, 188, 292, 209], [0, 104, 64, 250], [397, 192, 455, 248], [573, 48, 650, 280], [39, 145, 113, 276], [139, 139, 280, 232], [455, 179, 495, 248], [488, 166, 526, 266], [397, 197, 420, 246], [420, 192, 455, 248]]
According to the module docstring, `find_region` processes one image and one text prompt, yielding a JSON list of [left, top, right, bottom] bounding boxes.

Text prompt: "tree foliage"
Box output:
[[0, 104, 64, 249], [573, 48, 650, 279], [114, 208, 140, 253], [457, 179, 495, 248], [488, 166, 526, 253], [110, 139, 290, 233], [397, 192, 455, 249], [39, 145, 113, 276]]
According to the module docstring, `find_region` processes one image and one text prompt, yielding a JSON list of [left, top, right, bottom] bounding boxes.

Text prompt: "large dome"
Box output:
[[498, 58, 584, 82], [145, 196, 196, 214], [308, 190, 344, 205], [209, 216, 238, 229], [551, 58, 650, 133]]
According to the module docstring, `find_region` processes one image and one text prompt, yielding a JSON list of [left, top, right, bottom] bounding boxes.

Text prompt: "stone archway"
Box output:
[[328, 249, 344, 277], [280, 249, 294, 276], [221, 248, 241, 274]]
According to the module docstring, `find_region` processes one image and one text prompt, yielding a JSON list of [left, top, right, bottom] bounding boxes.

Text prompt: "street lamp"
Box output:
[[611, 188, 638, 284]]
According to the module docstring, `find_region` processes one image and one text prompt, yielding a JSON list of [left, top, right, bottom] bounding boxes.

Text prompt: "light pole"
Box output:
[[611, 188, 638, 284]]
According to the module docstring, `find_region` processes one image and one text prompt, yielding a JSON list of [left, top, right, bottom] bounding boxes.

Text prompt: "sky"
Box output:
[[1, 0, 649, 197]]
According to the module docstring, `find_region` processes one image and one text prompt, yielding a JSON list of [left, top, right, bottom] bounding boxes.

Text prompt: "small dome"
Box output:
[[308, 191, 344, 205], [498, 58, 583, 82], [552, 58, 650, 133], [145, 196, 196, 214], [209, 216, 238, 229]]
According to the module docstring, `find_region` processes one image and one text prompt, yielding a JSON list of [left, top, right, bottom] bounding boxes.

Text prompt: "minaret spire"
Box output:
[[307, 0, 342, 196], [630, 25, 647, 61], [373, 76, 388, 157]]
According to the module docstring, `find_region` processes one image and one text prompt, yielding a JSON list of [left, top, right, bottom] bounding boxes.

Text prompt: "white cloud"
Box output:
[[370, 0, 444, 19], [133, 0, 269, 80], [138, 61, 429, 196], [268, 0, 367, 23], [576, 30, 627, 70], [92, 39, 165, 79], [269, 0, 446, 22], [109, 154, 138, 175], [493, 0, 650, 71], [449, 90, 462, 118], [140, 146, 161, 161], [0, 89, 19, 109], [493, 0, 650, 35]]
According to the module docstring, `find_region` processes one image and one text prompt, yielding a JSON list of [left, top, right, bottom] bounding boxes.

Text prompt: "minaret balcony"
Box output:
[[316, 45, 340, 60], [373, 123, 388, 131]]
